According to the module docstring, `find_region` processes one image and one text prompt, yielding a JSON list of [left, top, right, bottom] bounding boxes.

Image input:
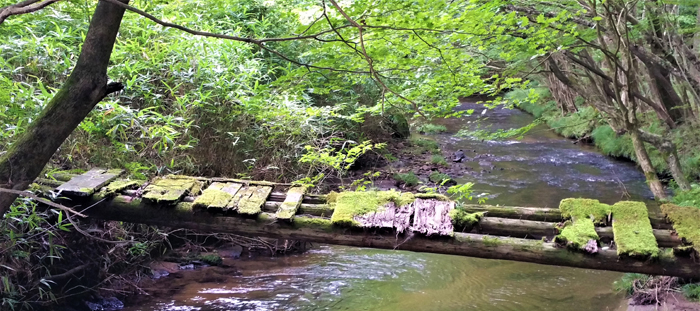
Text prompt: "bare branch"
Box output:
[[0, 0, 60, 25]]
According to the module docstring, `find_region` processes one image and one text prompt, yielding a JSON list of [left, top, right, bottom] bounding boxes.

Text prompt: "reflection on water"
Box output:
[[125, 102, 651, 311]]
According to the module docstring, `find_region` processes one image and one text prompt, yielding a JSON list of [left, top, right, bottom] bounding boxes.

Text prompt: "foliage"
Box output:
[[613, 273, 653, 295], [416, 123, 447, 134], [447, 183, 486, 204], [393, 172, 420, 187], [299, 140, 386, 185], [682, 283, 700, 301], [430, 155, 448, 167], [672, 184, 700, 208]]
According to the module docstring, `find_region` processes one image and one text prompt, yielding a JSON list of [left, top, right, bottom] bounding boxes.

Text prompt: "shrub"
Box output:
[[393, 172, 420, 187], [416, 123, 447, 134], [430, 155, 448, 166]]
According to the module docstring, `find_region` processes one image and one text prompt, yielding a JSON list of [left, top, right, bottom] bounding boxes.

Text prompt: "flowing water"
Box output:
[[124, 101, 654, 311]]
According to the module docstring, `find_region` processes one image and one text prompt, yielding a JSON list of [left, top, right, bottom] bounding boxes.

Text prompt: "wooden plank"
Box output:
[[354, 202, 396, 229], [612, 201, 659, 258], [225, 186, 255, 212], [56, 168, 123, 196], [237, 186, 272, 215], [193, 182, 242, 209], [411, 199, 455, 236], [142, 176, 198, 204], [276, 186, 307, 220]]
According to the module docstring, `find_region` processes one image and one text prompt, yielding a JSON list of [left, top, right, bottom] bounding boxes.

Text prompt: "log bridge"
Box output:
[[32, 169, 700, 278]]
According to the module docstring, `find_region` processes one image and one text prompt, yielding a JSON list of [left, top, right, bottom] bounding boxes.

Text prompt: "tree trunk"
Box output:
[[0, 0, 128, 215], [73, 196, 700, 278], [629, 129, 667, 200]]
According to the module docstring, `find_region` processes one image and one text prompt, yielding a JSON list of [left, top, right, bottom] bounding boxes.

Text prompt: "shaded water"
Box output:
[[125, 101, 653, 311]]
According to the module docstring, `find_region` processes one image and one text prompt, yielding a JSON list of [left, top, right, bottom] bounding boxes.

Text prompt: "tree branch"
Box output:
[[0, 0, 60, 24]]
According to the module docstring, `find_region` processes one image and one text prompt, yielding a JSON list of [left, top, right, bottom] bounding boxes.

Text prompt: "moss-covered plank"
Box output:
[[411, 198, 455, 236], [236, 186, 272, 215], [276, 186, 307, 220], [330, 190, 415, 227], [612, 201, 659, 258], [56, 168, 123, 196], [142, 176, 199, 204], [660, 204, 700, 251], [102, 179, 144, 195], [555, 198, 611, 251], [193, 182, 242, 209]]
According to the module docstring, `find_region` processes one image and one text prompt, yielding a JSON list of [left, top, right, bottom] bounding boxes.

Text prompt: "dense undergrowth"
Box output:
[[0, 0, 404, 183], [0, 1, 410, 309]]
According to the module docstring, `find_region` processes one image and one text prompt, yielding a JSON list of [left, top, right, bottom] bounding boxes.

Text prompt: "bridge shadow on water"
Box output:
[[124, 100, 643, 311]]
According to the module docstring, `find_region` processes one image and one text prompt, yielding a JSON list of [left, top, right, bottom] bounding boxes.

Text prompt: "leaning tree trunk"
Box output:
[[0, 0, 128, 215], [629, 129, 667, 200]]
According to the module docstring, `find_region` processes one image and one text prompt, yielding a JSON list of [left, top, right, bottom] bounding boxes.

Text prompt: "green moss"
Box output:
[[193, 188, 233, 208], [556, 220, 598, 249], [559, 198, 611, 224], [393, 172, 420, 187], [326, 191, 339, 204], [103, 179, 143, 195], [198, 254, 223, 266], [556, 198, 611, 251], [482, 236, 502, 247], [293, 216, 334, 231], [142, 176, 199, 203], [449, 210, 483, 231], [661, 204, 700, 249], [612, 201, 659, 258], [330, 190, 416, 226]]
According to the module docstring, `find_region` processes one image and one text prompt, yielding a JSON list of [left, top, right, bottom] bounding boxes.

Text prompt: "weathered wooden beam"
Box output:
[[475, 217, 559, 237], [75, 195, 700, 278], [56, 168, 123, 196], [461, 204, 672, 229], [276, 186, 307, 220]]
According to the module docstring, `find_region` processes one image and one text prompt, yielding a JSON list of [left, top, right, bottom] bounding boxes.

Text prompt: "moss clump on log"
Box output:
[[293, 216, 334, 231], [557, 220, 598, 249], [449, 209, 484, 231], [556, 198, 611, 250], [330, 190, 415, 226], [559, 198, 611, 224], [660, 204, 700, 250], [612, 201, 659, 258]]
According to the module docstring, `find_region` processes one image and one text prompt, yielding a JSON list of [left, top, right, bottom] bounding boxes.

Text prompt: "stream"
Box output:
[[123, 100, 655, 311]]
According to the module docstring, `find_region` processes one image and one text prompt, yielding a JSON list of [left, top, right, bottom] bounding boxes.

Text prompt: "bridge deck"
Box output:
[[35, 170, 700, 278]]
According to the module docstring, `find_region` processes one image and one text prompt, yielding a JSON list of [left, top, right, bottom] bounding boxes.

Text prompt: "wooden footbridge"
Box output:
[[32, 169, 700, 278]]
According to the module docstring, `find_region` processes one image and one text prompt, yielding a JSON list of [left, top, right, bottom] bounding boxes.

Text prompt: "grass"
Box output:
[[393, 172, 420, 187], [429, 171, 452, 184], [682, 283, 700, 301], [409, 137, 441, 154], [430, 155, 448, 166], [416, 123, 447, 134]]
